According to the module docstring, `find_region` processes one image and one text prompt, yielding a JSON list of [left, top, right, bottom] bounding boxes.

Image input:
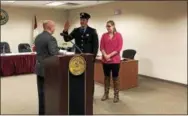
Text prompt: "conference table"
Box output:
[[0, 52, 36, 77]]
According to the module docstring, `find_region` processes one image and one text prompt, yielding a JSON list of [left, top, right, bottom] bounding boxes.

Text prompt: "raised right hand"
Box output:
[[64, 20, 70, 31]]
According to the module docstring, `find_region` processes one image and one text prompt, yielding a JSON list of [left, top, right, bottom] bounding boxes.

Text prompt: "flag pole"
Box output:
[[32, 15, 37, 52]]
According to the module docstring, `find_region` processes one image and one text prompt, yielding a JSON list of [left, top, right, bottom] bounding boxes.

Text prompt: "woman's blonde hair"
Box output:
[[107, 20, 117, 34]]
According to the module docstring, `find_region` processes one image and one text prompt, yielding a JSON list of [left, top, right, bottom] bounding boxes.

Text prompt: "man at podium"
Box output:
[[60, 12, 99, 97], [34, 20, 59, 115]]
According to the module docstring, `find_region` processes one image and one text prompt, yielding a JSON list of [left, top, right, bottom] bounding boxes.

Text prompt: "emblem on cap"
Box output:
[[81, 12, 84, 16]]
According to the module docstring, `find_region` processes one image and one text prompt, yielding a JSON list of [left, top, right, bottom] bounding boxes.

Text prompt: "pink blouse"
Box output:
[[100, 32, 123, 64]]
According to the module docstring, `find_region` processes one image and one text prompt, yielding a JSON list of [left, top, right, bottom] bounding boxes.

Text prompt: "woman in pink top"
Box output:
[[100, 20, 123, 103]]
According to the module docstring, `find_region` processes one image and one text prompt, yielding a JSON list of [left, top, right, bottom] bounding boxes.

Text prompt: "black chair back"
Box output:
[[67, 47, 75, 52], [18, 43, 31, 53], [0, 42, 11, 53], [122, 49, 136, 59]]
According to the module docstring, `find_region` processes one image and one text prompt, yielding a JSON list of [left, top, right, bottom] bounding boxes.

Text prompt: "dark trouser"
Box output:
[[102, 63, 120, 78], [37, 75, 45, 115], [92, 61, 95, 98]]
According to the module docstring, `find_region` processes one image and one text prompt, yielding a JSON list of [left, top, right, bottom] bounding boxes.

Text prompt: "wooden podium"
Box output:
[[43, 54, 94, 115]]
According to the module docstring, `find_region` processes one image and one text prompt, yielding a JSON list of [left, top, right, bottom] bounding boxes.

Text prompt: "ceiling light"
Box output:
[[1, 1, 15, 3], [45, 2, 65, 6]]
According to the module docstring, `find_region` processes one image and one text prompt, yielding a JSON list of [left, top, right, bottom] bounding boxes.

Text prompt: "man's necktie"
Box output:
[[80, 28, 85, 34]]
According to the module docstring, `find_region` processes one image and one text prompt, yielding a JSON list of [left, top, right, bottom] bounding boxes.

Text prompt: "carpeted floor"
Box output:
[[1, 74, 187, 115]]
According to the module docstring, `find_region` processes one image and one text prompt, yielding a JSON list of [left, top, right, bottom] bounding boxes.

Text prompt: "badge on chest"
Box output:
[[81, 33, 90, 38]]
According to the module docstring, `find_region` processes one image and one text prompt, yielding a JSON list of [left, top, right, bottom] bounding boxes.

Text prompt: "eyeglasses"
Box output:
[[106, 25, 111, 28]]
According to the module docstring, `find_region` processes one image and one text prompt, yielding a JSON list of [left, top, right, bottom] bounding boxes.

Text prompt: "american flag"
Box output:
[[33, 15, 38, 43]]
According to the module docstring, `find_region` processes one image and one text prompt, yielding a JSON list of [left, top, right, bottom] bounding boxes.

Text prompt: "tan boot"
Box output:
[[101, 77, 110, 101], [113, 77, 119, 103]]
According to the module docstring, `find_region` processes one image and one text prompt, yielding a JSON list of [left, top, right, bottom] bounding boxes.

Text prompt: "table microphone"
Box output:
[[70, 41, 83, 54]]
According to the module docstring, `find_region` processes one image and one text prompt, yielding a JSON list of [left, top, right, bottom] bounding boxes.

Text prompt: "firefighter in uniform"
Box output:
[[60, 12, 99, 97]]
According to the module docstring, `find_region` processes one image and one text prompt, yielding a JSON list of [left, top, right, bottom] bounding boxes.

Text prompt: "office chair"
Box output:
[[18, 43, 31, 53], [122, 49, 136, 60], [0, 42, 11, 53]]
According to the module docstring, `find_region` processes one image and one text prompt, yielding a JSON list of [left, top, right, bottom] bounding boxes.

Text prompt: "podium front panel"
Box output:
[[44, 54, 94, 115]]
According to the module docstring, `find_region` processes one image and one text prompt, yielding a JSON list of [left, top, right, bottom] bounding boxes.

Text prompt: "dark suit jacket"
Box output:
[[60, 26, 99, 59], [34, 31, 59, 77]]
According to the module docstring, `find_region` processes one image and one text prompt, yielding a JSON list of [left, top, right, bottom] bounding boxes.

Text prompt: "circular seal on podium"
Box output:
[[1, 9, 9, 25], [69, 55, 86, 76]]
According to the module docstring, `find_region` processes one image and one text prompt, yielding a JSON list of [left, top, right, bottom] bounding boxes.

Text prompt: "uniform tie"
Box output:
[[80, 28, 85, 34]]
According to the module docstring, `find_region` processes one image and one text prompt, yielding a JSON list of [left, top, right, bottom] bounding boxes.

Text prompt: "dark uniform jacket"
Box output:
[[34, 31, 59, 77], [60, 26, 99, 58]]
